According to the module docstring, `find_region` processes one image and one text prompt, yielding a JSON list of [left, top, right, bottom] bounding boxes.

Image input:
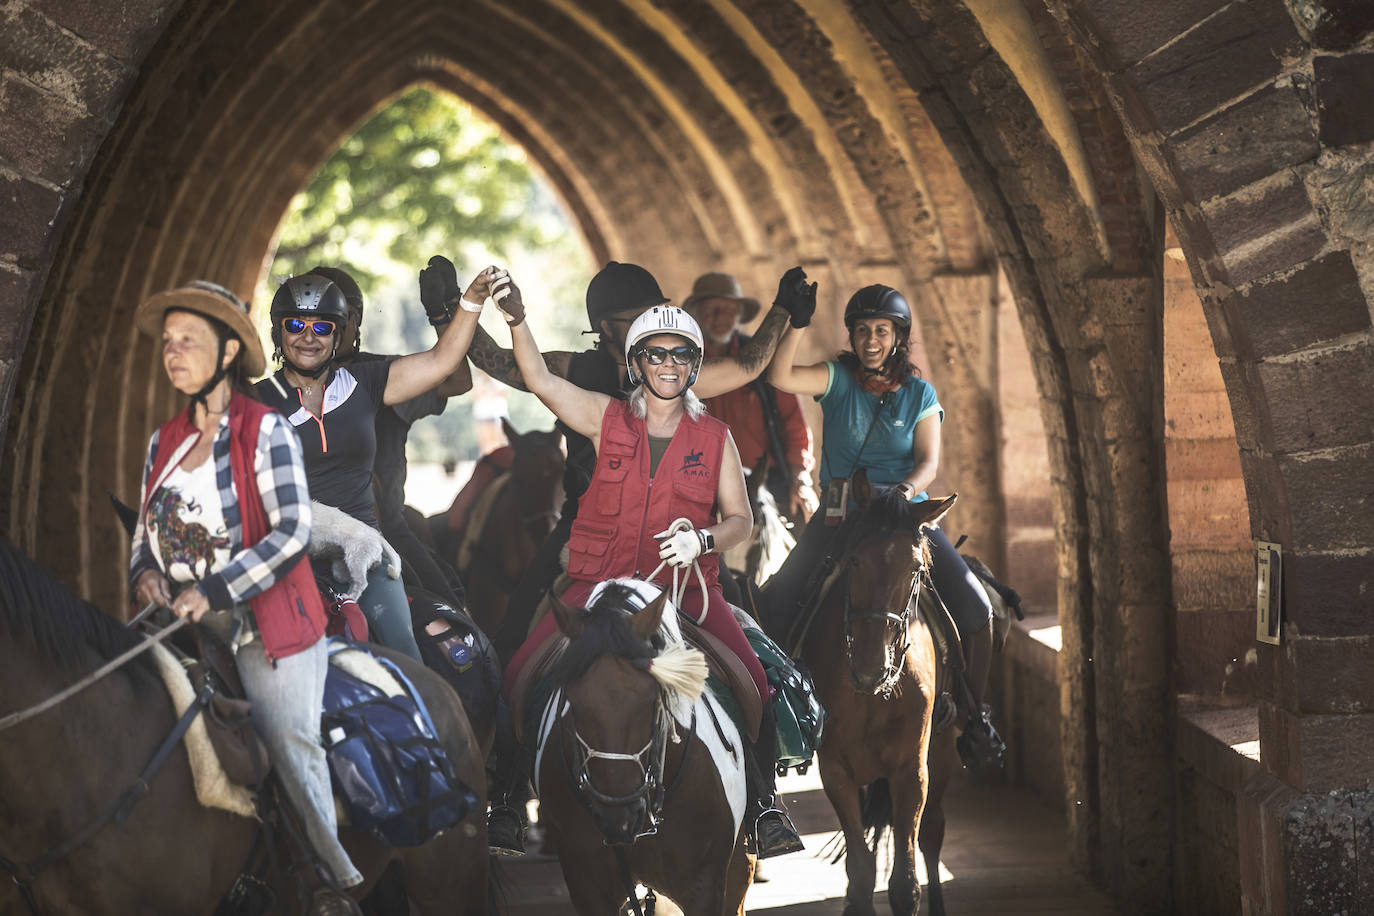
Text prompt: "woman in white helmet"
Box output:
[[495, 276, 804, 858]]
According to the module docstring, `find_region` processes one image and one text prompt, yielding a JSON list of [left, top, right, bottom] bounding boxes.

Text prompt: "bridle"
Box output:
[[554, 688, 696, 844], [840, 559, 925, 695]]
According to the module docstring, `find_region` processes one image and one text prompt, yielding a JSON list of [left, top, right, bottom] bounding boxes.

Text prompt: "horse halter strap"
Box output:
[[556, 690, 698, 845]]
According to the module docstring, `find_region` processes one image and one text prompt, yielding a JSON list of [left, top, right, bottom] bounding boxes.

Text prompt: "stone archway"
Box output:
[[2, 2, 1371, 913]]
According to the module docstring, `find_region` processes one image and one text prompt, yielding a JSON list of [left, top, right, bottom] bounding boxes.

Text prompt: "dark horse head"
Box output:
[[545, 580, 708, 845], [503, 417, 564, 544], [834, 471, 955, 696]]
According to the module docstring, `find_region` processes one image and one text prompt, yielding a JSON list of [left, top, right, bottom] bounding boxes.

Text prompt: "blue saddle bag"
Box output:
[[321, 642, 478, 847]]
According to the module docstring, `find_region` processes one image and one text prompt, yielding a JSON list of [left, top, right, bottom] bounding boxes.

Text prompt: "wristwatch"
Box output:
[[699, 529, 716, 554]]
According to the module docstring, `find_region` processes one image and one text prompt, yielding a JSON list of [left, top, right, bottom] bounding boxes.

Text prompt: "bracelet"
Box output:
[[457, 296, 484, 313]]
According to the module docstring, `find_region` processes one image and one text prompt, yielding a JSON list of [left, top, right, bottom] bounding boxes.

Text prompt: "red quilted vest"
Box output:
[[567, 399, 727, 593], [145, 393, 326, 663]]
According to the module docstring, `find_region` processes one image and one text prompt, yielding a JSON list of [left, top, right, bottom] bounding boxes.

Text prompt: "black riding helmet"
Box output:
[[843, 285, 911, 331], [270, 275, 350, 378], [585, 261, 669, 329]]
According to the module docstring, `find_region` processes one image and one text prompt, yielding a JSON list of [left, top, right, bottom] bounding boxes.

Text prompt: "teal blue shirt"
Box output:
[[817, 361, 943, 501]]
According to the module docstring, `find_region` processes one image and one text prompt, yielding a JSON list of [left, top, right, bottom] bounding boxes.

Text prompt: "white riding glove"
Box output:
[[655, 525, 704, 568]]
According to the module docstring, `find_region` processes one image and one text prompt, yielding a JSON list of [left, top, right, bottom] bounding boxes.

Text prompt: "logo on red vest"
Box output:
[[680, 449, 708, 477]]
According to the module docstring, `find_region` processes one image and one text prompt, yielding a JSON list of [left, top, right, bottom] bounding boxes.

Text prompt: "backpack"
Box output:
[[745, 627, 827, 775], [321, 643, 478, 847]]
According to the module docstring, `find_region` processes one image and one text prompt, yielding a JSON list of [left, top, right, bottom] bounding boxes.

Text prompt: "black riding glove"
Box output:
[[773, 266, 817, 328], [419, 255, 461, 326]]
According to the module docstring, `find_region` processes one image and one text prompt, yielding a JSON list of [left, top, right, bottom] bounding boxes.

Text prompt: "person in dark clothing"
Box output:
[[255, 268, 490, 661], [467, 261, 808, 852], [308, 264, 470, 610]]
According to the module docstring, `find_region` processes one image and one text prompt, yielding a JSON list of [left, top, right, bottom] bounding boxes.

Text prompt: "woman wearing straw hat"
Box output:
[[130, 281, 364, 914]]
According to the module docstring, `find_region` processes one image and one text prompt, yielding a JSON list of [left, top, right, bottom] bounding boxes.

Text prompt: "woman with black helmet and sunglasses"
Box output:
[[767, 281, 1006, 771], [255, 269, 494, 661], [493, 275, 806, 859]]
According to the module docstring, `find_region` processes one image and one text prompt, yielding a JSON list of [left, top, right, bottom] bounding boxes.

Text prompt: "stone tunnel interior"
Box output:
[[2, 1, 1372, 913]]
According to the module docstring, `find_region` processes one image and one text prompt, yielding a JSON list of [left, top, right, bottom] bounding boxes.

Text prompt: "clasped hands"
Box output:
[[418, 256, 524, 325]]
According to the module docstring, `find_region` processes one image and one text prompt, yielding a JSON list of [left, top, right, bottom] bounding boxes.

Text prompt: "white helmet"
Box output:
[[625, 305, 705, 388]]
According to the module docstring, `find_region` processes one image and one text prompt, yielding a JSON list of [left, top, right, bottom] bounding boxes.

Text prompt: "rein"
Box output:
[[0, 612, 186, 734]]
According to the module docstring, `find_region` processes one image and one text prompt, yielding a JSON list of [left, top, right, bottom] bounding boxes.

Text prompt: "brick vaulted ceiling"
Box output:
[[3, 1, 1372, 912]]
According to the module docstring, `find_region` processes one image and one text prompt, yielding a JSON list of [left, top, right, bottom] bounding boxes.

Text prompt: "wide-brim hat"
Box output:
[[135, 281, 266, 377], [681, 271, 760, 324]]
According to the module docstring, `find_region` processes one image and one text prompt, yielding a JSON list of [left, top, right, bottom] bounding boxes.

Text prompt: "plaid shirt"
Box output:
[[130, 409, 313, 612]]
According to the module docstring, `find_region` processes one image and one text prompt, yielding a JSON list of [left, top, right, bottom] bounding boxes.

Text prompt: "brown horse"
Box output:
[[0, 539, 489, 915], [450, 421, 563, 637], [533, 579, 753, 915], [765, 473, 955, 916]]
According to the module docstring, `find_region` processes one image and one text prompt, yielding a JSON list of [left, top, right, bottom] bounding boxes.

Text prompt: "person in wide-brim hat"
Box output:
[[682, 271, 761, 324], [135, 280, 266, 378]]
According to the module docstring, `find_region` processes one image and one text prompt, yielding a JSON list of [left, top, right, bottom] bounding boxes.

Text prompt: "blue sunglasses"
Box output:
[[281, 316, 336, 336]]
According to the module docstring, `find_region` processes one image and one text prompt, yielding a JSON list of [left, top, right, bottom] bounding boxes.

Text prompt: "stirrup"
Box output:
[[753, 805, 804, 859], [956, 708, 1006, 771], [487, 803, 526, 856]]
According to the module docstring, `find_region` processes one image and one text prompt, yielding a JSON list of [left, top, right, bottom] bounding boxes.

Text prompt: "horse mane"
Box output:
[[846, 487, 934, 568], [546, 596, 662, 692], [0, 538, 146, 672]]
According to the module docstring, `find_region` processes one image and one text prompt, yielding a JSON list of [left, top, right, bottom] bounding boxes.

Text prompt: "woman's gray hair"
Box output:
[[628, 386, 704, 420]]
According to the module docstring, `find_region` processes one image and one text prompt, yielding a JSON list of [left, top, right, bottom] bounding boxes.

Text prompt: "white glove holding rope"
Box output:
[[655, 521, 705, 568]]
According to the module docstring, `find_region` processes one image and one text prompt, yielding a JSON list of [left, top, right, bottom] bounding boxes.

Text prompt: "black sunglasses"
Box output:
[[281, 316, 336, 336], [637, 344, 699, 366]]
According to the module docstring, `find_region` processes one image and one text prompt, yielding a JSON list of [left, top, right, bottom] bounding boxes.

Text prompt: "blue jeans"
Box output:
[[359, 562, 422, 662], [237, 638, 362, 887]]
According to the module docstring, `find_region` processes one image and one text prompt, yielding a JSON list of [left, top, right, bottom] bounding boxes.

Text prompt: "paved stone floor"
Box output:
[[501, 765, 1119, 914]]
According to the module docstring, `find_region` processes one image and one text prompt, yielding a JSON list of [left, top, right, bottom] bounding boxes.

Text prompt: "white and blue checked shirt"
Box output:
[[130, 408, 314, 613]]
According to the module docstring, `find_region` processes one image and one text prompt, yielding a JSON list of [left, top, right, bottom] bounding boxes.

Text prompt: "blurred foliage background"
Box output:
[[256, 85, 594, 465]]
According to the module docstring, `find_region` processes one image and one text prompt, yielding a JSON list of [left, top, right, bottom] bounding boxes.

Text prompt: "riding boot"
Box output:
[[955, 623, 1006, 771], [487, 703, 531, 856], [746, 700, 804, 858]]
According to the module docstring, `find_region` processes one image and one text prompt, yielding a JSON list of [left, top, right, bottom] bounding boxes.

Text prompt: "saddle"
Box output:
[[507, 578, 763, 744]]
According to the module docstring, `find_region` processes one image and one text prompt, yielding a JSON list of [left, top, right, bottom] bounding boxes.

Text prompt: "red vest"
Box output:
[[145, 394, 326, 663], [567, 399, 727, 592]]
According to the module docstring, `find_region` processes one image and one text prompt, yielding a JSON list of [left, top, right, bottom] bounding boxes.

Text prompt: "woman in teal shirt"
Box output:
[[767, 280, 1004, 770]]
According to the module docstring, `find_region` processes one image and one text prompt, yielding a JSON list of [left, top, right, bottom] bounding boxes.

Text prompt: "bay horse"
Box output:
[[532, 579, 753, 915], [0, 539, 490, 915], [449, 421, 563, 637], [763, 472, 955, 916]]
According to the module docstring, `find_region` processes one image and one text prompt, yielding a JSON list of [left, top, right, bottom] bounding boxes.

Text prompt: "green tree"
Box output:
[[269, 86, 554, 288], [261, 84, 594, 466]]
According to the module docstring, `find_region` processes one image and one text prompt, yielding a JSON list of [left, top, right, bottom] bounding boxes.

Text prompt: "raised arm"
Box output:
[[767, 323, 830, 396], [497, 275, 610, 440], [382, 268, 492, 406], [468, 323, 573, 391], [693, 307, 788, 399]]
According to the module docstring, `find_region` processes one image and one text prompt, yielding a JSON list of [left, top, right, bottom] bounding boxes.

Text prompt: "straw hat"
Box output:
[[135, 281, 266, 377], [681, 272, 760, 323]]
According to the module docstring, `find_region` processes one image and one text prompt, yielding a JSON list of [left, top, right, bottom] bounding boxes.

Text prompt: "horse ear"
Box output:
[[913, 493, 957, 530], [550, 592, 586, 640], [501, 416, 521, 446], [851, 468, 873, 507], [631, 589, 670, 642]]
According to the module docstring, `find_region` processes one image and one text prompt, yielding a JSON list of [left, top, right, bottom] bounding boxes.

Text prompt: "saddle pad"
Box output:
[[677, 613, 762, 742], [148, 643, 257, 818]]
